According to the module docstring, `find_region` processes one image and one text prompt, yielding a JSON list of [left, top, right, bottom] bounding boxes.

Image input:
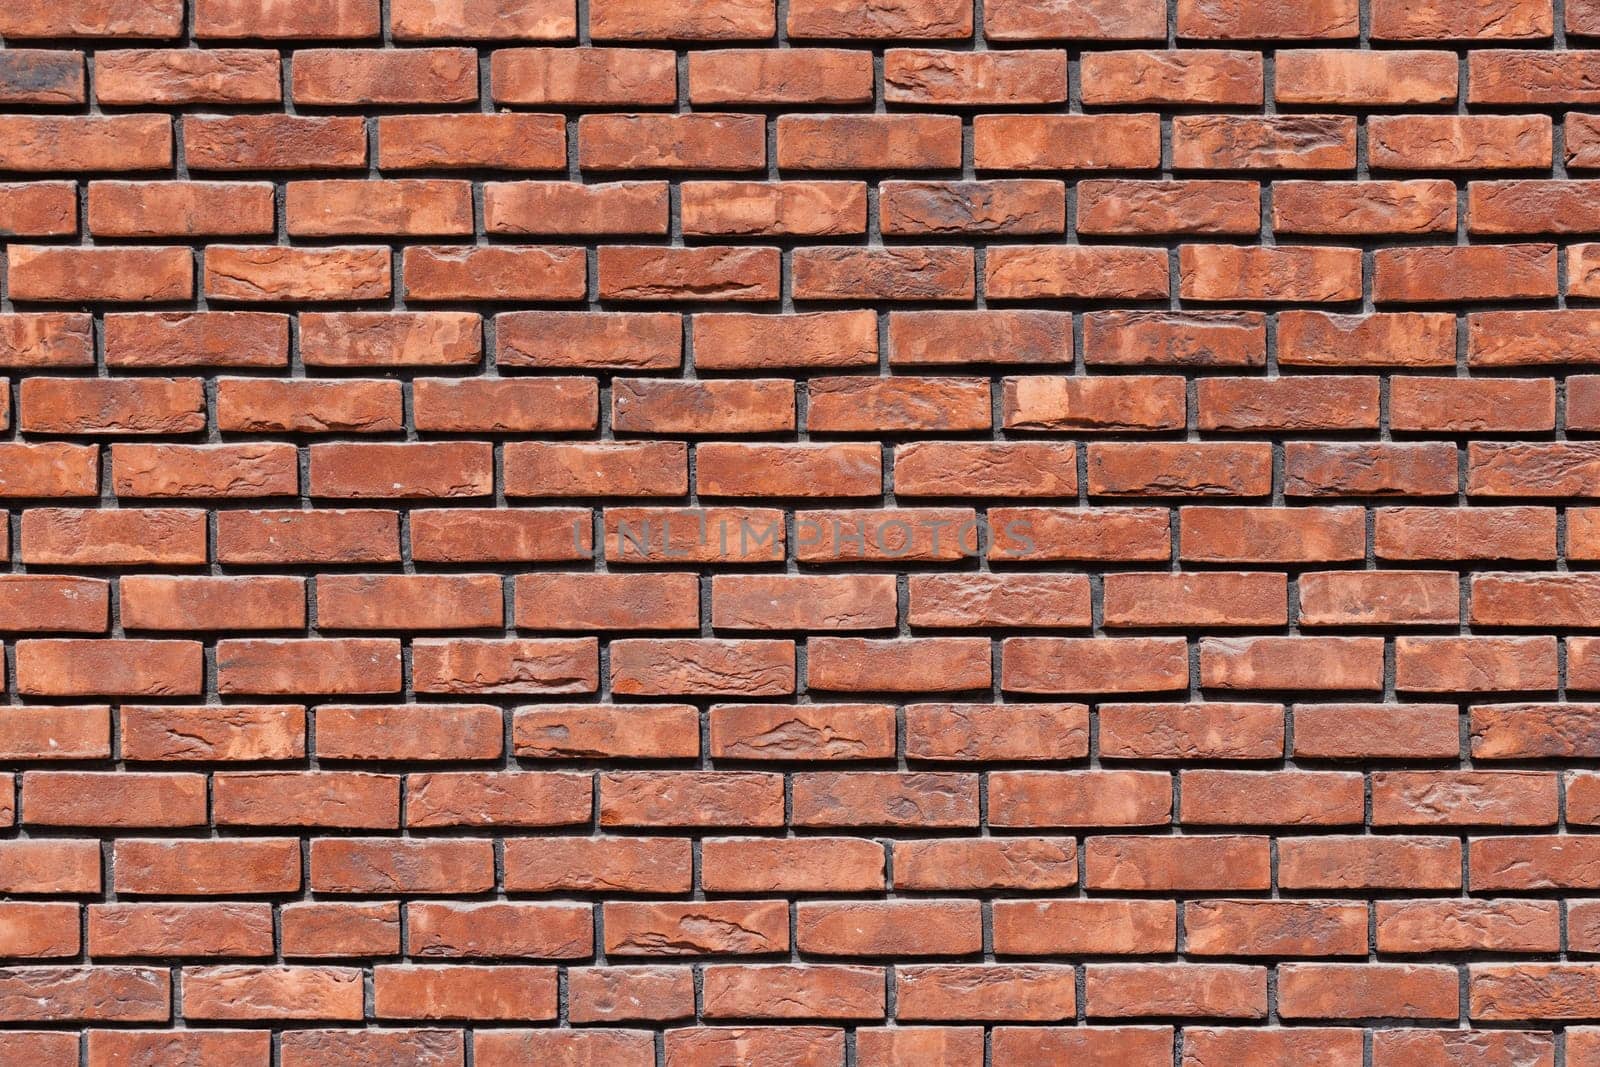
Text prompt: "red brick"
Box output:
[[1369, 115, 1552, 170], [490, 47, 676, 106], [987, 246, 1168, 300], [1178, 0, 1357, 38], [0, 115, 170, 172], [1180, 244, 1361, 303], [988, 0, 1161, 39], [380, 113, 565, 171], [205, 246, 390, 302], [1371, 0, 1551, 40], [591, 0, 775, 40], [779, 114, 962, 170], [500, 311, 681, 370], [0, 183, 76, 236], [391, 0, 575, 39], [195, 0, 379, 37], [293, 47, 475, 105], [689, 49, 873, 104], [96, 49, 282, 104], [1172, 115, 1355, 170], [1080, 50, 1262, 105], [684, 181, 866, 237], [884, 49, 1066, 105], [185, 115, 367, 170], [974, 114, 1161, 170], [287, 179, 472, 237], [0, 0, 183, 37], [1274, 180, 1457, 235], [1278, 49, 1457, 104], [599, 245, 776, 302], [1079, 180, 1258, 235], [89, 180, 274, 237], [9, 246, 191, 303], [17, 639, 201, 698], [120, 705, 304, 763], [105, 312, 287, 368]]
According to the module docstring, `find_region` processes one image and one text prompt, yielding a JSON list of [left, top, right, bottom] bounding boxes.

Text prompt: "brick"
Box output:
[[287, 179, 472, 236], [591, 0, 775, 40], [580, 113, 763, 170], [105, 312, 288, 368], [280, 903, 397, 958], [205, 246, 390, 302], [1279, 49, 1457, 104], [311, 838, 493, 894], [1080, 50, 1262, 105], [703, 837, 885, 891], [17, 639, 201, 697], [990, 770, 1170, 828], [411, 508, 591, 563], [1279, 311, 1456, 367], [689, 49, 873, 104], [486, 181, 666, 235], [9, 246, 191, 303], [505, 838, 691, 893], [884, 49, 1066, 104], [986, 246, 1168, 300], [1172, 115, 1356, 170], [1293, 704, 1460, 761], [88, 180, 273, 238], [217, 638, 402, 695], [1086, 963, 1266, 1019], [684, 181, 865, 237], [1279, 963, 1458, 1020], [374, 965, 556, 1020], [380, 113, 565, 171], [0, 115, 170, 173], [1078, 180, 1259, 235], [185, 115, 367, 170], [115, 838, 301, 895], [611, 639, 794, 696], [606, 900, 788, 954], [216, 379, 401, 434], [1003, 637, 1188, 694], [1201, 636, 1383, 691], [1274, 180, 1457, 235], [121, 705, 304, 763], [1178, 0, 1357, 38], [0, 706, 111, 759], [1285, 442, 1459, 496], [490, 47, 676, 106], [0, 314, 92, 370], [599, 245, 776, 301], [779, 114, 962, 170], [310, 442, 493, 499], [798, 900, 980, 956], [1197, 376, 1378, 431], [895, 838, 1075, 891], [121, 576, 304, 630], [0, 0, 183, 37], [1371, 0, 1551, 40], [1369, 115, 1552, 170], [1084, 310, 1265, 368], [96, 49, 281, 104], [987, 0, 1161, 39], [1098, 702, 1284, 761], [391, 0, 575, 39], [24, 508, 204, 566], [613, 378, 792, 434], [974, 114, 1161, 170], [411, 638, 598, 695], [217, 509, 399, 565], [331, 45, 475, 114], [0, 184, 76, 237], [883, 180, 1064, 236], [516, 572, 697, 630], [515, 703, 699, 759], [195, 0, 380, 37], [1299, 571, 1459, 627], [500, 311, 681, 369], [1179, 245, 1361, 302]]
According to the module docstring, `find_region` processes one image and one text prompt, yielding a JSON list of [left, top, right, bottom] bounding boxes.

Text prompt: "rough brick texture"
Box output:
[[1, 0, 1598, 1060]]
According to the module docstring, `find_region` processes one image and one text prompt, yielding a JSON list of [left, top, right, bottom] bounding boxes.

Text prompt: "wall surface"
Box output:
[[2, 0, 1600, 1063]]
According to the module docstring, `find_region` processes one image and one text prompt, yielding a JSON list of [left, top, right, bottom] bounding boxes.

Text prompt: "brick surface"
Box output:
[[0, 0, 1590, 1051]]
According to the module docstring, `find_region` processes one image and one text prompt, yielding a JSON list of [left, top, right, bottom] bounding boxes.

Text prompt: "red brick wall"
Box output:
[[1, 0, 1599, 1062]]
